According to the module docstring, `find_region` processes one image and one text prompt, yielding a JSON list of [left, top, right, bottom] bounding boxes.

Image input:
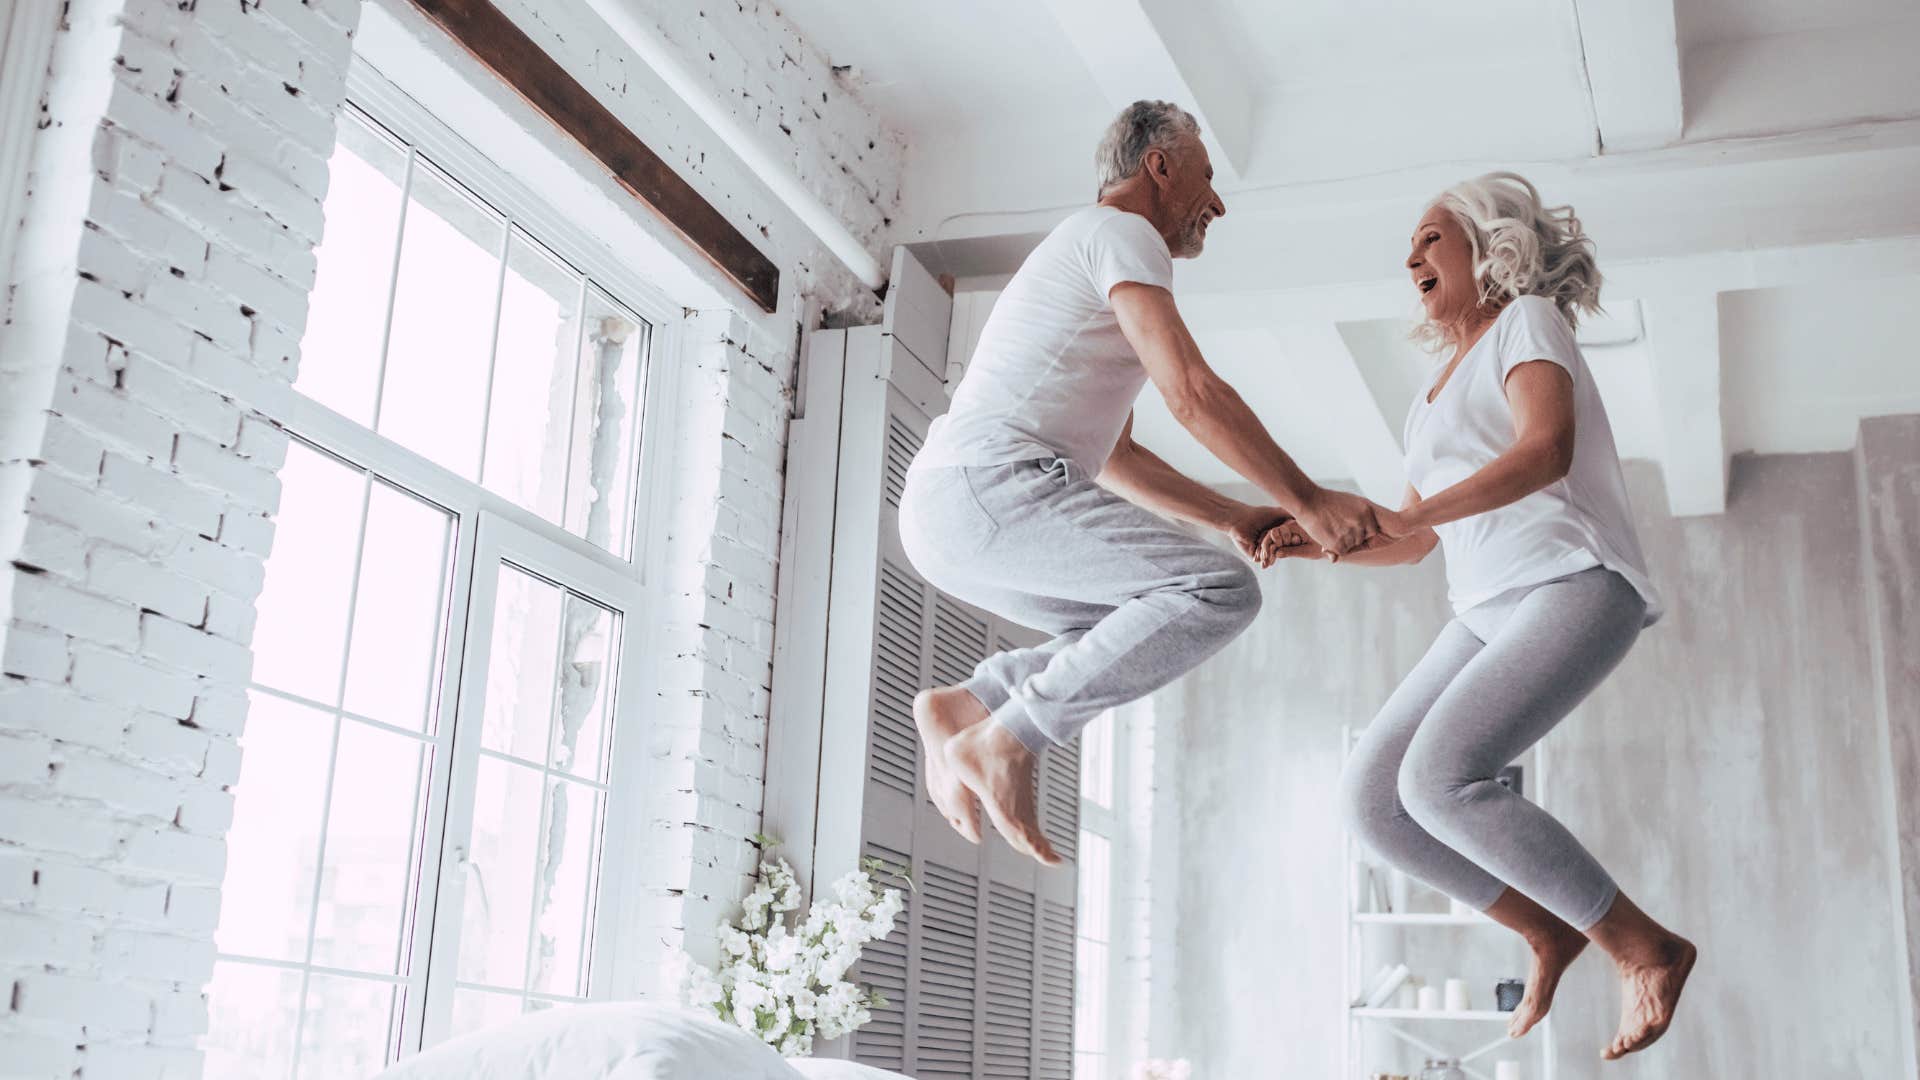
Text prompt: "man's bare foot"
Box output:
[[1509, 922, 1587, 1039], [945, 721, 1062, 865], [1603, 935, 1696, 1059], [914, 687, 988, 843]]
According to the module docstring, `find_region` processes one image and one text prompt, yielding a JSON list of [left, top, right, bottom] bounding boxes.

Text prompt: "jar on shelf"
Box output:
[[1419, 1059, 1467, 1080]]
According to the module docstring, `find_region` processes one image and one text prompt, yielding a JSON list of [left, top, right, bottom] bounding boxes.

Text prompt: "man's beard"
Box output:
[[1173, 221, 1206, 257]]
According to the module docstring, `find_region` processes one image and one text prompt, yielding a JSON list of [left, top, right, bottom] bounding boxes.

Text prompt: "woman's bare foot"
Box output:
[[1603, 934, 1696, 1059], [1509, 922, 1587, 1039], [944, 721, 1061, 865], [913, 687, 988, 843]]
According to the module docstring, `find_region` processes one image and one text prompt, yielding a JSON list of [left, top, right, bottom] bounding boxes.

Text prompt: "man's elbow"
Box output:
[[1163, 374, 1236, 428]]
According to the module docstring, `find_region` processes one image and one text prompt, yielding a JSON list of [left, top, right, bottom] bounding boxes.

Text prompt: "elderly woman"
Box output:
[[1263, 173, 1695, 1059]]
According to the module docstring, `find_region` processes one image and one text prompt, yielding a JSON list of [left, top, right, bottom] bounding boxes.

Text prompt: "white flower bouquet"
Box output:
[[678, 848, 907, 1057], [1129, 1059, 1193, 1080]]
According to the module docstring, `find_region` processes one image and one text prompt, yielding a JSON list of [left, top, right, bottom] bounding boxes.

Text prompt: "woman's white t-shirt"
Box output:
[[1403, 295, 1664, 625]]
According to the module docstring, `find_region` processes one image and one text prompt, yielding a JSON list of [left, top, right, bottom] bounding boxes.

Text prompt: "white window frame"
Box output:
[[212, 61, 692, 1069], [1076, 711, 1127, 1080]]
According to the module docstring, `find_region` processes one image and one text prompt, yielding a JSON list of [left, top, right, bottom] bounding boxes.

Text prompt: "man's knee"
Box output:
[[1201, 558, 1263, 631]]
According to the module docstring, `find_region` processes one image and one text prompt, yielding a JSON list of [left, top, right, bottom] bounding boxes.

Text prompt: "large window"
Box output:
[[1075, 711, 1119, 1080], [202, 94, 672, 1079]]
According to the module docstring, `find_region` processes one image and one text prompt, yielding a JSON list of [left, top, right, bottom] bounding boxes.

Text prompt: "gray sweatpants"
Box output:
[[1341, 566, 1645, 931], [898, 457, 1262, 753]]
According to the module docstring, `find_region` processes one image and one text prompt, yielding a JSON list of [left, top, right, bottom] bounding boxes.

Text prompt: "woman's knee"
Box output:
[[1339, 750, 1403, 848], [1395, 744, 1468, 831]]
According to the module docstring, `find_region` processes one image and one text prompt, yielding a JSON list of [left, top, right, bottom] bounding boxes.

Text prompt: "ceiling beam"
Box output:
[[1573, 0, 1685, 152], [1642, 293, 1728, 516], [1038, 0, 1253, 181], [1269, 322, 1406, 505]]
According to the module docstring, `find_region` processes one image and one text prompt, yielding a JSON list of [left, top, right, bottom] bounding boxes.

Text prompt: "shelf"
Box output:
[[1351, 1008, 1515, 1023], [1353, 912, 1493, 926]]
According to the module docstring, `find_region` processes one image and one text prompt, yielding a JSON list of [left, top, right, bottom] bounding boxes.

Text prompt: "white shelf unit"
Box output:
[[1340, 725, 1556, 1080]]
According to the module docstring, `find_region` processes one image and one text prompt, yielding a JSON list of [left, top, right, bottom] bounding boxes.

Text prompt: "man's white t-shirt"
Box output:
[[1403, 294, 1664, 625], [915, 205, 1174, 476]]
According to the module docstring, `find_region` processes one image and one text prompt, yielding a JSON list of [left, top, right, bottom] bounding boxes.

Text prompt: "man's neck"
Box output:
[[1097, 185, 1171, 248]]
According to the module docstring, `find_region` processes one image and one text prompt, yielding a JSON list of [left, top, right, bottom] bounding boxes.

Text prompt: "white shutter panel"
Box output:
[[983, 880, 1038, 1078], [1036, 899, 1076, 1080], [810, 249, 1079, 1078]]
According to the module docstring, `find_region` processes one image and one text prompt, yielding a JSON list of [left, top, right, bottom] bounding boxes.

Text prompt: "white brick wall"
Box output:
[[1, 0, 897, 1074], [629, 307, 798, 985], [0, 1, 358, 1075]]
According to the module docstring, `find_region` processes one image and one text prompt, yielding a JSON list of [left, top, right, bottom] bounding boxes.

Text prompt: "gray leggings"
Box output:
[[1341, 566, 1645, 931]]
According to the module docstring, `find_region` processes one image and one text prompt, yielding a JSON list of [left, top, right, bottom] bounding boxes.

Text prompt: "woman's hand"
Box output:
[[1223, 505, 1295, 564], [1255, 520, 1324, 565]]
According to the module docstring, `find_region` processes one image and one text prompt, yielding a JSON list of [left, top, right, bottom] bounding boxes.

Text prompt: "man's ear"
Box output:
[[1143, 147, 1171, 186]]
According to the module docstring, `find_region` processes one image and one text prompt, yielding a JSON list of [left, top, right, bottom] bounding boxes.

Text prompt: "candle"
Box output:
[[1444, 978, 1470, 1011], [1417, 985, 1442, 1012], [1494, 1062, 1521, 1080]]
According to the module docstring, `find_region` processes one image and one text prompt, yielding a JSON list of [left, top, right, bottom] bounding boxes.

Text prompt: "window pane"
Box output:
[[550, 592, 617, 782], [482, 566, 564, 763], [481, 232, 581, 525], [252, 443, 366, 705], [296, 113, 406, 426], [1077, 831, 1112, 944], [203, 961, 302, 1080], [565, 288, 647, 555], [1080, 711, 1114, 809], [298, 973, 398, 1078], [527, 777, 604, 996], [309, 719, 430, 974], [217, 694, 334, 962], [340, 481, 453, 731], [449, 986, 526, 1038], [378, 160, 503, 480], [458, 756, 542, 987]]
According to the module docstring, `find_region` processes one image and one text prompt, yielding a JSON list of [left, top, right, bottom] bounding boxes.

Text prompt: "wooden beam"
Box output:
[[407, 0, 780, 313]]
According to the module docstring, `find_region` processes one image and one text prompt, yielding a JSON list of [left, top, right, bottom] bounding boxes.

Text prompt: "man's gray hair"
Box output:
[[1094, 100, 1201, 196]]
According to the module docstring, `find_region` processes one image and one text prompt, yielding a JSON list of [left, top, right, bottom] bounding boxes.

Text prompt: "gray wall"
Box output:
[[1154, 442, 1917, 1080]]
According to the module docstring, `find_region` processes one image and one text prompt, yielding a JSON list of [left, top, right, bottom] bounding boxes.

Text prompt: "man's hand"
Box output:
[[1223, 505, 1293, 564], [1294, 488, 1383, 556]]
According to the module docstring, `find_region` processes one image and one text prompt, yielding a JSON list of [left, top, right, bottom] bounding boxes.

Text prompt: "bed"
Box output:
[[372, 1002, 915, 1080]]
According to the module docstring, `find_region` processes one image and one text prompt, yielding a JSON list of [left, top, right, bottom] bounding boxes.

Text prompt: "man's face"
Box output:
[[1160, 135, 1226, 258]]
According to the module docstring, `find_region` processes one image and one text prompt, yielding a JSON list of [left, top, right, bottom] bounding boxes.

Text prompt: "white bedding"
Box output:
[[371, 1002, 916, 1080]]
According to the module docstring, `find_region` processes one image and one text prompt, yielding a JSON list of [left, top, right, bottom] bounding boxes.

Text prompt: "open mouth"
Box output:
[[1417, 275, 1438, 295]]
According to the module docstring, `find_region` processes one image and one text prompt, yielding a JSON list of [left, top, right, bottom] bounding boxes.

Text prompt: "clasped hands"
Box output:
[[1224, 490, 1411, 569]]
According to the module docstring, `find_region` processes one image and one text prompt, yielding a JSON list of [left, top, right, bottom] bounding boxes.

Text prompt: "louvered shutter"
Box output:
[[808, 249, 1080, 1078]]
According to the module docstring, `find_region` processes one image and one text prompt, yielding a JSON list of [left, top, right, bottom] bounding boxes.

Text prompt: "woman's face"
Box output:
[[1406, 207, 1478, 326]]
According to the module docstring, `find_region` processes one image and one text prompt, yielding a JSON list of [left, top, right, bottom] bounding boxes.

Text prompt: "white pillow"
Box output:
[[373, 1002, 803, 1080], [787, 1060, 915, 1080]]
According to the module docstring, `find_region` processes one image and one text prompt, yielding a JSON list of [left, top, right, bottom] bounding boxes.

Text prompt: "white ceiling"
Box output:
[[775, 0, 1920, 512]]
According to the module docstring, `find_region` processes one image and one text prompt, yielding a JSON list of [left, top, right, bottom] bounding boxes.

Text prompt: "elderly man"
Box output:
[[898, 100, 1381, 864]]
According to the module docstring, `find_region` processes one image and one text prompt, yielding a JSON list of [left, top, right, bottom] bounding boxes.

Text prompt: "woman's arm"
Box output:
[[1262, 485, 1438, 566], [1378, 360, 1576, 539], [1100, 413, 1291, 559]]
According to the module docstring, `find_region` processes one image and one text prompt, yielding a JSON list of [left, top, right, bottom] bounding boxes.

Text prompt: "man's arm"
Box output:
[[1110, 281, 1380, 553], [1100, 413, 1288, 559]]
